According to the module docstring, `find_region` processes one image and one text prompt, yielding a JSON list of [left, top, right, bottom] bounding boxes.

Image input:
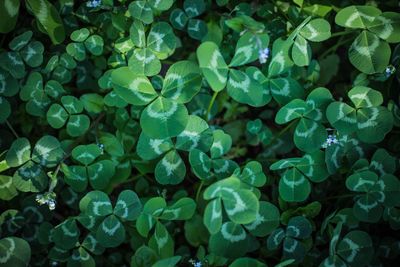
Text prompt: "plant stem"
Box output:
[[320, 193, 355, 202], [5, 119, 19, 138], [330, 30, 355, 38], [205, 91, 219, 121], [195, 180, 205, 203], [267, 120, 297, 147], [318, 36, 354, 60]]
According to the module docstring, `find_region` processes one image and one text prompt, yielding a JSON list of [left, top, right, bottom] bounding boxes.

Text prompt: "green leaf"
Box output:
[[84, 35, 104, 56], [187, 19, 208, 40], [160, 197, 196, 220], [147, 22, 176, 59], [162, 60, 202, 103], [170, 9, 188, 30], [152, 256, 181, 267], [114, 190, 142, 221], [87, 160, 115, 190], [348, 31, 390, 74], [148, 221, 174, 258], [51, 219, 80, 250], [184, 0, 205, 18], [326, 102, 357, 134], [148, 0, 174, 11], [279, 168, 311, 202], [129, 48, 161, 77], [47, 104, 68, 128], [222, 188, 259, 224], [6, 138, 31, 167], [268, 39, 293, 77], [197, 41, 229, 92], [292, 35, 311, 66], [0, 237, 31, 267], [239, 161, 267, 187], [67, 114, 90, 137], [204, 198, 223, 234], [0, 175, 18, 200], [227, 69, 268, 107], [96, 215, 126, 248], [300, 18, 331, 42], [129, 1, 153, 24], [31, 135, 64, 167], [72, 144, 101, 165], [0, 0, 20, 33], [9, 31, 32, 51], [80, 190, 113, 217], [98, 133, 124, 157], [335, 5, 381, 29], [111, 67, 158, 106], [70, 28, 90, 42], [267, 228, 285, 250], [189, 149, 212, 180], [20, 41, 44, 67], [368, 12, 400, 43], [66, 42, 86, 61], [13, 161, 47, 192], [26, 0, 65, 44], [286, 216, 312, 239], [244, 201, 280, 237], [140, 97, 189, 139], [0, 52, 26, 79], [337, 231, 373, 266], [282, 237, 306, 262], [210, 129, 232, 158], [155, 150, 186, 185], [137, 132, 173, 160], [294, 118, 326, 152], [209, 222, 248, 258], [230, 32, 269, 67], [175, 115, 212, 151]]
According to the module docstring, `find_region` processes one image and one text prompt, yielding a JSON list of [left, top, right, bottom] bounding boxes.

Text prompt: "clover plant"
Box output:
[[1, 1, 400, 267]]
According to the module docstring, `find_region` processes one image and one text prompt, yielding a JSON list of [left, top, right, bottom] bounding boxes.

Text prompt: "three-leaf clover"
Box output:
[[335, 6, 400, 74], [6, 136, 64, 192], [0, 31, 44, 79], [79, 190, 142, 248], [270, 150, 329, 202], [47, 95, 91, 137], [20, 72, 66, 117], [275, 87, 333, 152], [326, 86, 393, 143], [170, 0, 208, 40], [267, 216, 312, 263], [61, 144, 116, 192]]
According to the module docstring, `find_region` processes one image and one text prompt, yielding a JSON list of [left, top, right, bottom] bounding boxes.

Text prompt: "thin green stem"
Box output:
[[318, 36, 354, 60], [330, 30, 355, 38], [205, 91, 219, 121], [267, 120, 297, 146], [320, 193, 356, 202], [195, 181, 205, 203], [5, 119, 19, 138]]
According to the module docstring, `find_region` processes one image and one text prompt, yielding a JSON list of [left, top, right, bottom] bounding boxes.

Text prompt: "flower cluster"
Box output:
[[322, 134, 339, 148], [385, 65, 396, 77], [258, 47, 270, 64], [36, 192, 57, 210], [189, 259, 202, 267], [86, 0, 101, 8]]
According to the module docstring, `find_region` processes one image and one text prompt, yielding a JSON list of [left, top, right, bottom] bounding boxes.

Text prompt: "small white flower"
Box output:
[[87, 0, 101, 8], [36, 192, 57, 211], [259, 47, 270, 64], [322, 134, 339, 148], [385, 65, 396, 77]]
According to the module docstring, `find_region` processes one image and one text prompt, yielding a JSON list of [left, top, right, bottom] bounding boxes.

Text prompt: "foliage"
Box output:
[[1, 0, 400, 266]]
